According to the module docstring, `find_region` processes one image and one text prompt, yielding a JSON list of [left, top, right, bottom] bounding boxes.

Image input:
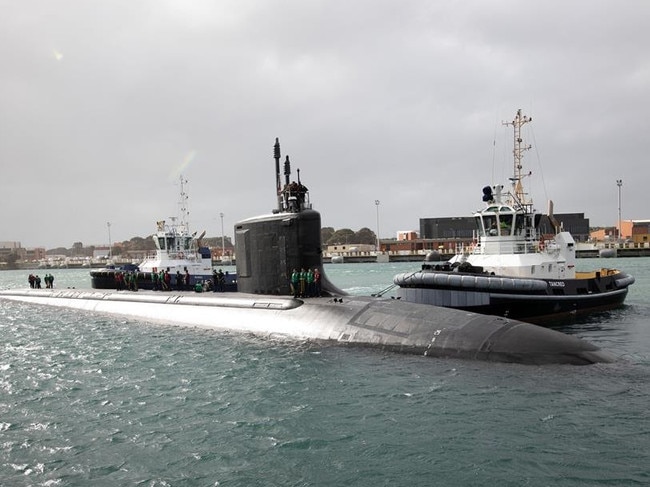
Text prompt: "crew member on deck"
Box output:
[[217, 269, 225, 292], [299, 268, 307, 297], [184, 268, 191, 290], [313, 268, 321, 297], [290, 269, 299, 297]]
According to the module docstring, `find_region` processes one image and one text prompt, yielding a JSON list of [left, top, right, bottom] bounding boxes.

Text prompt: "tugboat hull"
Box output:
[[394, 271, 634, 323], [89, 269, 237, 292]]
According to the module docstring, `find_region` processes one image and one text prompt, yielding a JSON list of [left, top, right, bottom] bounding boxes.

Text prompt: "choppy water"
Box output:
[[1, 259, 649, 486]]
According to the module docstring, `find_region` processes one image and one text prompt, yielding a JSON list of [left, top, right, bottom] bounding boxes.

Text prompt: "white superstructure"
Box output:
[[449, 109, 576, 280]]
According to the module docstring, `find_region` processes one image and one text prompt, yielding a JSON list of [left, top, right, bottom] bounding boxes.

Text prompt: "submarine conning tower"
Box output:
[[234, 138, 346, 296]]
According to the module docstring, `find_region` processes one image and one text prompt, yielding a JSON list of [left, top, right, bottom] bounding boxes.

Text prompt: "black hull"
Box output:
[[90, 269, 238, 292], [395, 271, 634, 324], [461, 289, 628, 323]]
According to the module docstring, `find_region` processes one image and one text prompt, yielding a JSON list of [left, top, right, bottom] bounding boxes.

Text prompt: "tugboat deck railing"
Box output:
[[472, 239, 542, 255]]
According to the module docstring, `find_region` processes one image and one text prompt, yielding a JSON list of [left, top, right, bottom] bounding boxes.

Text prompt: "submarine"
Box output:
[[0, 139, 614, 365]]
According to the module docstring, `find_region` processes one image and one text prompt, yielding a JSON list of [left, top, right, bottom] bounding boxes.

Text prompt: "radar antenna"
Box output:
[[503, 109, 532, 207]]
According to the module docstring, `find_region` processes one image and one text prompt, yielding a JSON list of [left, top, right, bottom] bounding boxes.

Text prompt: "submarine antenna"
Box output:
[[284, 156, 291, 187], [283, 155, 291, 212], [274, 138, 282, 211]]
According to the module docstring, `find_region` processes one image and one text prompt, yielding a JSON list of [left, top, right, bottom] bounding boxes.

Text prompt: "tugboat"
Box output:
[[394, 109, 635, 323], [90, 176, 236, 291]]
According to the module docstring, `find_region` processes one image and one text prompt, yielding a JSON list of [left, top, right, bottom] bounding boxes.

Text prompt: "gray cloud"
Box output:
[[2, 0, 648, 248]]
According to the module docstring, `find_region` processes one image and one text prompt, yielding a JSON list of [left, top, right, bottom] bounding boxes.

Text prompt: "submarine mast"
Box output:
[[274, 138, 282, 212], [235, 139, 341, 296]]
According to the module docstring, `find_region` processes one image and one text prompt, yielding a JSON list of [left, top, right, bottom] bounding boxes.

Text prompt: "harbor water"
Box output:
[[1, 259, 649, 486]]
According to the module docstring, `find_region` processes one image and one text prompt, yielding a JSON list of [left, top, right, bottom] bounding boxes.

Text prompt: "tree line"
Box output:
[[321, 227, 377, 246], [39, 228, 376, 257]]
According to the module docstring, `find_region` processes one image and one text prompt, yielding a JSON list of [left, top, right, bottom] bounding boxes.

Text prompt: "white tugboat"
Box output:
[[394, 109, 634, 323], [90, 176, 235, 290]]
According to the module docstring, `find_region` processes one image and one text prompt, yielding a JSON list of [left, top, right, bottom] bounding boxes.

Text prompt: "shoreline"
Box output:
[[4, 248, 649, 271]]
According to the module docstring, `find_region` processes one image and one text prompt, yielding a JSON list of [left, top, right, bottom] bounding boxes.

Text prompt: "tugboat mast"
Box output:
[[503, 109, 532, 207], [177, 174, 190, 234]]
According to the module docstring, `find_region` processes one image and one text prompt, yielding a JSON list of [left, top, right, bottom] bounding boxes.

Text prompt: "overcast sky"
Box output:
[[2, 0, 648, 249]]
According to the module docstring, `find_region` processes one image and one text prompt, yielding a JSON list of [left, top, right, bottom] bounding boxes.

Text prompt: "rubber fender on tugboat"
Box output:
[[614, 274, 635, 288], [393, 272, 548, 293]]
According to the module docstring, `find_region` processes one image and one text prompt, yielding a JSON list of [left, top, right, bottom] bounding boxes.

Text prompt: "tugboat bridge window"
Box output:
[[478, 209, 516, 237], [498, 213, 513, 236], [480, 215, 498, 236]]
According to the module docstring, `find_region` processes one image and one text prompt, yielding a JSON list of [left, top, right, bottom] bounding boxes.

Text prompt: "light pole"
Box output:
[[616, 179, 622, 241], [220, 212, 225, 261], [107, 222, 112, 261], [374, 200, 380, 252]]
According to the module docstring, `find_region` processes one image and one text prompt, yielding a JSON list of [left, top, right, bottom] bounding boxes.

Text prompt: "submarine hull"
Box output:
[[0, 289, 614, 365]]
